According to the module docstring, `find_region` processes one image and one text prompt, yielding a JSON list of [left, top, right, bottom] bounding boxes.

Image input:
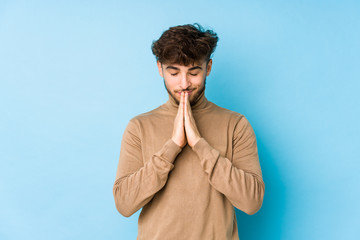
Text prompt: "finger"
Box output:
[[183, 91, 186, 106], [185, 92, 192, 118], [180, 92, 186, 112], [180, 92, 185, 118], [176, 92, 182, 115], [184, 92, 189, 119]]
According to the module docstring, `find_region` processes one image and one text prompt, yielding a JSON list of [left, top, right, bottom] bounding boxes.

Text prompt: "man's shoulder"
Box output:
[[127, 105, 164, 124], [209, 102, 255, 135], [209, 101, 245, 120]]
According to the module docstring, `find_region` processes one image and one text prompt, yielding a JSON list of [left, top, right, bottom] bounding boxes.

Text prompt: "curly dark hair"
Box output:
[[151, 23, 219, 66]]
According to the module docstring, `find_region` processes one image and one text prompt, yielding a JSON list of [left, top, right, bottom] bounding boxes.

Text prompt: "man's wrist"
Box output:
[[172, 137, 186, 148], [156, 138, 183, 164], [190, 137, 201, 148], [171, 137, 183, 148]]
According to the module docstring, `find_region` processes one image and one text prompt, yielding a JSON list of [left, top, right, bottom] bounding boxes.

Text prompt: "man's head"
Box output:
[[151, 23, 219, 105]]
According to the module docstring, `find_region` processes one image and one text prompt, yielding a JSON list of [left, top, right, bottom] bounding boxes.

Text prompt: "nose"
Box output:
[[180, 73, 191, 89]]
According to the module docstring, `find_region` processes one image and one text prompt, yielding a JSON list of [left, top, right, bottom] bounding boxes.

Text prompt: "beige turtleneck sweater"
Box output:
[[113, 91, 265, 240]]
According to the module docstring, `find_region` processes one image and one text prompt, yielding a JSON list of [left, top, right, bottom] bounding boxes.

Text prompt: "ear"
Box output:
[[206, 59, 213, 76], [157, 61, 164, 78]]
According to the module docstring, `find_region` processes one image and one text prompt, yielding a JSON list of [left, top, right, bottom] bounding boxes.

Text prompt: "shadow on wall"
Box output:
[[236, 137, 286, 239]]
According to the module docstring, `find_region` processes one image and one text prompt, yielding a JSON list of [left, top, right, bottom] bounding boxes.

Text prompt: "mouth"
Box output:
[[177, 90, 194, 96]]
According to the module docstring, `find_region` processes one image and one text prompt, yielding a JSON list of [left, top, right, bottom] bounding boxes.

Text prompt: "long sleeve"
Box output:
[[192, 116, 265, 215], [113, 119, 182, 217]]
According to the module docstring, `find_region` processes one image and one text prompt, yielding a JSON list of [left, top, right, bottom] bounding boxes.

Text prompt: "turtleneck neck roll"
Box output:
[[161, 90, 211, 113]]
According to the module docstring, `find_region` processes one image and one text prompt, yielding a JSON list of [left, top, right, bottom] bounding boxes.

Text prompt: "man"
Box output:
[[113, 23, 265, 239]]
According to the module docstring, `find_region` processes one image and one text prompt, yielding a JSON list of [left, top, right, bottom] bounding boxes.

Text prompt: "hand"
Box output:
[[171, 92, 187, 148], [184, 92, 201, 148]]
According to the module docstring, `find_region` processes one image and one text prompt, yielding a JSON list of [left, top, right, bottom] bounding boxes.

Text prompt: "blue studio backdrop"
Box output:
[[1, 1, 359, 239]]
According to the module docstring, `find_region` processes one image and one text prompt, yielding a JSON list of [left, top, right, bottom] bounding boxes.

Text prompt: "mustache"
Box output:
[[176, 88, 196, 92]]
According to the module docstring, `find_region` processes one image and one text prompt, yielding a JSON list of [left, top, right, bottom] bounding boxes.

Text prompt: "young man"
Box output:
[[113, 23, 265, 239]]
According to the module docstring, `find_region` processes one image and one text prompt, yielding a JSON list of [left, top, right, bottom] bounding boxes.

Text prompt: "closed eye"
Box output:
[[171, 73, 178, 76]]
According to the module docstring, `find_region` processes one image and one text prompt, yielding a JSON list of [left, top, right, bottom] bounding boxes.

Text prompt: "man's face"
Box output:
[[157, 59, 213, 106]]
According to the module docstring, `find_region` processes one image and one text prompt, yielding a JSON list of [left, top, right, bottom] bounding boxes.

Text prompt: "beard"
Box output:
[[163, 78, 206, 106]]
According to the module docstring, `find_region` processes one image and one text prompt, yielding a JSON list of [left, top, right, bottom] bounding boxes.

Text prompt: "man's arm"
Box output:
[[113, 119, 182, 217], [182, 92, 264, 215], [192, 116, 265, 215]]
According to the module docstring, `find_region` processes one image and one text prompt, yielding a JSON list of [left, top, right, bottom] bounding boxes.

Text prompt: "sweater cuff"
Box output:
[[155, 138, 182, 164], [192, 138, 218, 171]]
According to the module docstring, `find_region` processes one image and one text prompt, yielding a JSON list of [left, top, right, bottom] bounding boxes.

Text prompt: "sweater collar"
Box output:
[[162, 90, 209, 113]]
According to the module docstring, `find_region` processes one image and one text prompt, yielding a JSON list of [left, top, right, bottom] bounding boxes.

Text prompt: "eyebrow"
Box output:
[[166, 66, 202, 71]]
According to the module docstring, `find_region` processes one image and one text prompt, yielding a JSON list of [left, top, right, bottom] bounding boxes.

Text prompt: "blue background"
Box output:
[[1, 0, 359, 239]]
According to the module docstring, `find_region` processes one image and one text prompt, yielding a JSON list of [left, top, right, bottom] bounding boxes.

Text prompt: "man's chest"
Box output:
[[139, 113, 235, 165]]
